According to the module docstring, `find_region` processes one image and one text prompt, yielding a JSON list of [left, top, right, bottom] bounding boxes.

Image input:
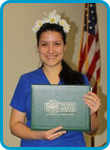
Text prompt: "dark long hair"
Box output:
[[59, 60, 84, 84], [36, 23, 84, 85]]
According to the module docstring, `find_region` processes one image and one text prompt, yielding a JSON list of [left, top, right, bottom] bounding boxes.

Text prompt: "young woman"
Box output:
[[10, 10, 101, 147]]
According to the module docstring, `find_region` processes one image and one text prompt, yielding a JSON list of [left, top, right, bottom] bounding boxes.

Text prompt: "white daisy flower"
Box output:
[[59, 19, 67, 27], [45, 10, 61, 24], [63, 24, 70, 33], [32, 24, 40, 33], [35, 20, 43, 28]]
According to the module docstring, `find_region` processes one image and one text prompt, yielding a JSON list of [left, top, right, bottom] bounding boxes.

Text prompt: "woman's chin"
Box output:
[[44, 61, 62, 68]]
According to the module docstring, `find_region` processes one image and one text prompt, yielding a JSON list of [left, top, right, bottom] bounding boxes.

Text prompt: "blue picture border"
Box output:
[[0, 0, 109, 149]]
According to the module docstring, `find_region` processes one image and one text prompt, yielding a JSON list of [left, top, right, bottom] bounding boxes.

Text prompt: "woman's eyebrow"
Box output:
[[40, 41, 48, 43], [40, 40, 62, 43]]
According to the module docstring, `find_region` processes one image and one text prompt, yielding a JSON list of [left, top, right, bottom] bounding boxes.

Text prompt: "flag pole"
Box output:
[[87, 3, 94, 147], [85, 3, 89, 72]]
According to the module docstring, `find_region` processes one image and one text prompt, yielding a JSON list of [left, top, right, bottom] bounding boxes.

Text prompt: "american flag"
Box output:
[[78, 3, 101, 93]]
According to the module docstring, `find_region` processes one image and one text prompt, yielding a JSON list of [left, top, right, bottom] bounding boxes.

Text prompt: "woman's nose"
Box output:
[[48, 45, 54, 53]]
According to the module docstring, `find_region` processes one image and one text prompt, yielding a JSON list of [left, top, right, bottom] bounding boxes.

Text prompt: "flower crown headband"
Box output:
[[32, 10, 70, 33]]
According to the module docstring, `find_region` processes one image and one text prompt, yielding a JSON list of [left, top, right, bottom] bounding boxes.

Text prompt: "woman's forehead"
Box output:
[[39, 31, 63, 41]]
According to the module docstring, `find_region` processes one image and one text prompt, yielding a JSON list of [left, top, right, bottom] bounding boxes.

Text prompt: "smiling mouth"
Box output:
[[46, 55, 57, 60]]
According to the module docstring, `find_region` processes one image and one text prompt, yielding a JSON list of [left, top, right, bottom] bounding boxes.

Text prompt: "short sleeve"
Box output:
[[10, 76, 27, 112], [82, 74, 90, 85]]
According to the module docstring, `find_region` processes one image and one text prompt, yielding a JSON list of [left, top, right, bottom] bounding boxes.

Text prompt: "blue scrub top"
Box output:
[[10, 67, 90, 147]]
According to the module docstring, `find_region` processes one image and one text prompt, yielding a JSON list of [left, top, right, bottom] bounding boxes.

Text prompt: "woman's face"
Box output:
[[38, 31, 66, 68]]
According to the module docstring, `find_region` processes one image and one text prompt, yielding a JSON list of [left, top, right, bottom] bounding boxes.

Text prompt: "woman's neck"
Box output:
[[42, 64, 62, 84], [43, 66, 62, 75]]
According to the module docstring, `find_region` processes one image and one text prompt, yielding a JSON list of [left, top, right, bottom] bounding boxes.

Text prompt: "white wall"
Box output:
[[3, 3, 107, 147]]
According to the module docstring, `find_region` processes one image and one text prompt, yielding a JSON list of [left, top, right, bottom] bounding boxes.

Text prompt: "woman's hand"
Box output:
[[33, 126, 66, 141], [84, 92, 101, 115]]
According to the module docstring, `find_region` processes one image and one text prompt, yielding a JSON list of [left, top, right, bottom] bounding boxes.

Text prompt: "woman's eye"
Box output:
[[41, 43, 47, 46], [55, 43, 61, 46]]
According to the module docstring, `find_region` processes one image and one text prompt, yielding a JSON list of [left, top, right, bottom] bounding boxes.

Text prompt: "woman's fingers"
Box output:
[[84, 92, 101, 106], [49, 126, 63, 134], [41, 126, 66, 141], [48, 130, 67, 141], [88, 92, 100, 100], [84, 92, 101, 115]]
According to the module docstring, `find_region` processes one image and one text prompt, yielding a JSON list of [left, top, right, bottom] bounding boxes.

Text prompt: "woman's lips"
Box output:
[[46, 55, 57, 60]]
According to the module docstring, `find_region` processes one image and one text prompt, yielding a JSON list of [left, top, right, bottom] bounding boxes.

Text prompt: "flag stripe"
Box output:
[[93, 82, 97, 93], [97, 67, 100, 80], [79, 34, 94, 71], [87, 50, 100, 80]]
